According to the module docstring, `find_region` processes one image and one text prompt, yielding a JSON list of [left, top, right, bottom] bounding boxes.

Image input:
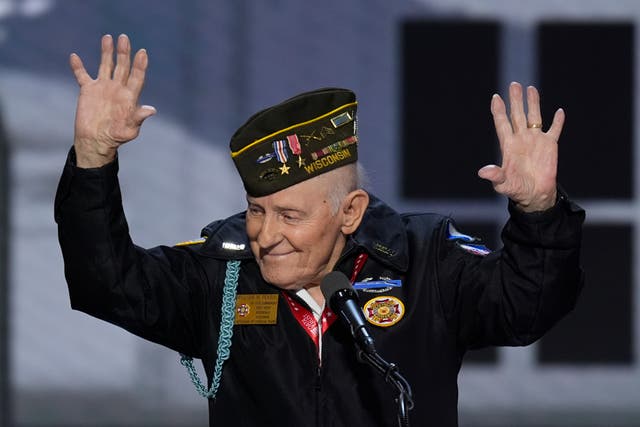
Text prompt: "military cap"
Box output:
[[230, 88, 358, 196]]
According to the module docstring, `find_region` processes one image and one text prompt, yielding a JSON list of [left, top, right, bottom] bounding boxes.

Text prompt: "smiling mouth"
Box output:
[[263, 252, 293, 258]]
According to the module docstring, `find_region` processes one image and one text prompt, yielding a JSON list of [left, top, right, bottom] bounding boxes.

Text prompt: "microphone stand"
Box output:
[[356, 347, 414, 427]]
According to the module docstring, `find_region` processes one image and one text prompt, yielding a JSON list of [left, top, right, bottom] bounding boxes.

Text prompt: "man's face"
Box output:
[[245, 176, 347, 290]]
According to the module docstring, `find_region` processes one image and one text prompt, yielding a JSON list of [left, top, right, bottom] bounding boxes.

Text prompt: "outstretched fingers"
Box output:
[[97, 34, 114, 80], [69, 53, 91, 86], [132, 105, 157, 126], [127, 49, 149, 95], [546, 108, 565, 142], [491, 93, 512, 149], [477, 164, 506, 186], [113, 34, 132, 84], [508, 82, 527, 132], [526, 86, 543, 130]]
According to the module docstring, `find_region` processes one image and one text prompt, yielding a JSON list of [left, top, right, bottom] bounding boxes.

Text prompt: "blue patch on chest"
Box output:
[[353, 279, 402, 290]]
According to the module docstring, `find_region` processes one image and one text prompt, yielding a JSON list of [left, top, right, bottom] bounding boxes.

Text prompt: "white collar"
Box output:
[[295, 288, 324, 318]]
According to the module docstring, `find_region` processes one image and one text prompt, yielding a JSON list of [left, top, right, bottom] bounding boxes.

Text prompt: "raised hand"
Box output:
[[478, 82, 565, 212], [70, 34, 156, 168]]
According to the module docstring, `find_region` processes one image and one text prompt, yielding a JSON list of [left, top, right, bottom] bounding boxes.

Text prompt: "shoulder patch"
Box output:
[[222, 241, 246, 251], [457, 242, 491, 256], [174, 237, 207, 247], [447, 221, 492, 256], [446, 222, 474, 242]]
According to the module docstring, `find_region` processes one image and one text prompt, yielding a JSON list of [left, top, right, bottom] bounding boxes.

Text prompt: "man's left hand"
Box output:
[[478, 82, 564, 212]]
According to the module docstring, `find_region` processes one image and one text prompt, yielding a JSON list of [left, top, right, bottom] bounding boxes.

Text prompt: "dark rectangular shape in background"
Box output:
[[401, 21, 500, 199], [538, 22, 633, 199], [538, 224, 633, 364]]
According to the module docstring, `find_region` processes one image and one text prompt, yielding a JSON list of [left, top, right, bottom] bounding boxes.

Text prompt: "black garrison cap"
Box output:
[[230, 88, 358, 196]]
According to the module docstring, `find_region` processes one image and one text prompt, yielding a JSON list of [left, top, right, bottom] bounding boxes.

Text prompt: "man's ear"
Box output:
[[341, 189, 369, 235]]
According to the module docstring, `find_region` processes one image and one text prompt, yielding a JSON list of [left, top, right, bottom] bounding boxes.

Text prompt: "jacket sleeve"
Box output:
[[54, 148, 215, 357], [435, 192, 586, 350]]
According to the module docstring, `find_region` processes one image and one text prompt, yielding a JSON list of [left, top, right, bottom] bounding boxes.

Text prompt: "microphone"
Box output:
[[321, 271, 376, 355], [322, 271, 415, 426]]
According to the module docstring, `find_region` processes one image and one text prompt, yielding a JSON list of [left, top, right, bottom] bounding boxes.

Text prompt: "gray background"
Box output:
[[1, 0, 639, 426]]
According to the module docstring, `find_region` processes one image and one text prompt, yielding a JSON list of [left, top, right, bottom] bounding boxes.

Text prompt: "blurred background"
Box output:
[[0, 0, 638, 426]]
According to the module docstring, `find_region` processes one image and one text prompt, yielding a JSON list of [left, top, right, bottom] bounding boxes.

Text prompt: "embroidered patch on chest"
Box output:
[[353, 277, 402, 293], [363, 295, 405, 327]]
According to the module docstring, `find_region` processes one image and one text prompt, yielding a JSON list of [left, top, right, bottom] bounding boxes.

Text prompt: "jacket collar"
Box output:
[[349, 194, 409, 272], [198, 212, 254, 260], [197, 193, 409, 272]]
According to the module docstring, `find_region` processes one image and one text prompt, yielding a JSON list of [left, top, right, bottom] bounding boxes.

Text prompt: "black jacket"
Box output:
[[55, 150, 585, 426]]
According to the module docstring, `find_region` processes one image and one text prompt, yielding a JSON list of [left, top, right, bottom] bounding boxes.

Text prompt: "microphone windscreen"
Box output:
[[320, 271, 351, 301]]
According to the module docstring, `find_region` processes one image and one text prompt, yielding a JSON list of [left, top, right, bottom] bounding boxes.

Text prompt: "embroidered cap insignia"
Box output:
[[330, 111, 353, 128], [256, 152, 276, 164], [279, 163, 291, 175]]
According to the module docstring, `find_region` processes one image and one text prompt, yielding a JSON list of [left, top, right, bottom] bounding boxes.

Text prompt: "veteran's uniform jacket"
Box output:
[[55, 150, 585, 427]]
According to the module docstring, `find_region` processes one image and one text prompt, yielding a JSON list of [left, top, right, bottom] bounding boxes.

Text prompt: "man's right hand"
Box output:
[[70, 34, 156, 168]]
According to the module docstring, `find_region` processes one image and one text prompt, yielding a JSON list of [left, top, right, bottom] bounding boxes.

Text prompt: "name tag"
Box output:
[[234, 294, 279, 324]]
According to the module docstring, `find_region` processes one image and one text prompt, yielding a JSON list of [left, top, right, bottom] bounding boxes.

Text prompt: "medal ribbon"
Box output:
[[286, 134, 302, 155], [273, 140, 289, 163], [282, 252, 369, 350]]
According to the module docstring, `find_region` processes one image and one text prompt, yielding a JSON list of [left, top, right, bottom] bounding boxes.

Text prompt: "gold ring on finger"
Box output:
[[527, 122, 543, 129]]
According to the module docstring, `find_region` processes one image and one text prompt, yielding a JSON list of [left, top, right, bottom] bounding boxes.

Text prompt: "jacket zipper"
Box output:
[[315, 363, 322, 426]]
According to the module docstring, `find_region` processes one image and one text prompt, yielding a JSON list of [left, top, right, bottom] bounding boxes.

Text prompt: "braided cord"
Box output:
[[180, 260, 241, 399]]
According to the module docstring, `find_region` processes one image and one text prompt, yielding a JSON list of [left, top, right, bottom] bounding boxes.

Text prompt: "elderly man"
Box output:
[[55, 34, 584, 427]]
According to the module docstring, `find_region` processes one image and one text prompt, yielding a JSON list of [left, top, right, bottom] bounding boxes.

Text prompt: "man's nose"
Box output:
[[256, 214, 282, 248]]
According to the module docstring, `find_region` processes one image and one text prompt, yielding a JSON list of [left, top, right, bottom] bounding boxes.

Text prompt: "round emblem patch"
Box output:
[[363, 296, 405, 327], [237, 303, 250, 317]]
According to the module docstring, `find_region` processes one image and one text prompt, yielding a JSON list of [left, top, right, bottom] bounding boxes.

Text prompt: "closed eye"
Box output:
[[280, 211, 301, 222], [247, 204, 264, 216]]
